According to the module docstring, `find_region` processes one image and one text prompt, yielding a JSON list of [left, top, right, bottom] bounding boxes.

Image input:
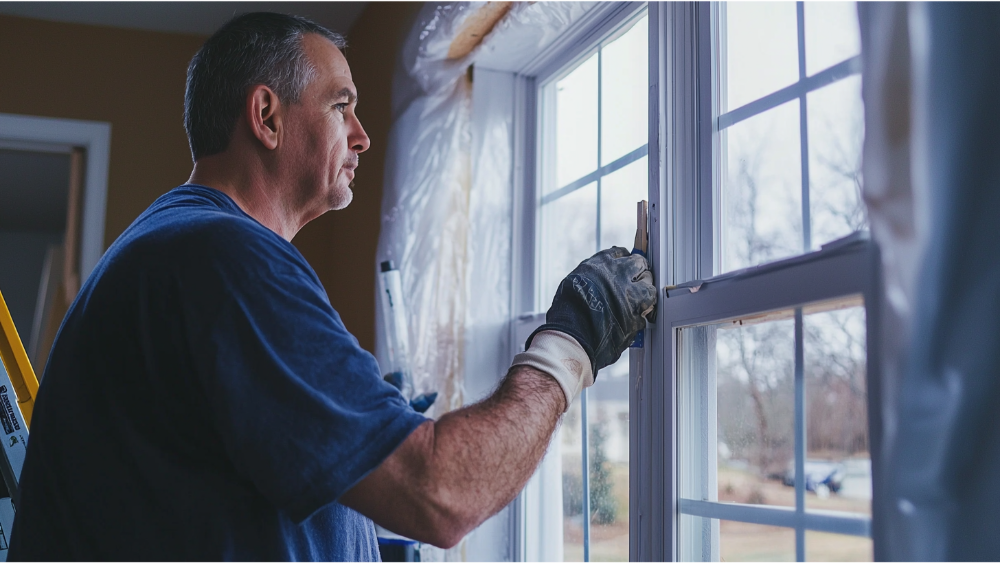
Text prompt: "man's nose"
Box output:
[[350, 116, 370, 154]]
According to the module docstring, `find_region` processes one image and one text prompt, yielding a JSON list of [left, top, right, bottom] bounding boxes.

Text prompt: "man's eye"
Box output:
[[334, 103, 348, 113]]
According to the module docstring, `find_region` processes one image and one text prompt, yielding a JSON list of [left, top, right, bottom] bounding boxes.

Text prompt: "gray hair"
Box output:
[[184, 12, 346, 160]]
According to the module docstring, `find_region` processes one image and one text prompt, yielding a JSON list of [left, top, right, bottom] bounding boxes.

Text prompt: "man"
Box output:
[[9, 13, 656, 561]]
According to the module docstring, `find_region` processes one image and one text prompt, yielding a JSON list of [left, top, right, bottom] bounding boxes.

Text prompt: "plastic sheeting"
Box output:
[[376, 1, 597, 420], [374, 3, 596, 560], [860, 3, 1000, 560]]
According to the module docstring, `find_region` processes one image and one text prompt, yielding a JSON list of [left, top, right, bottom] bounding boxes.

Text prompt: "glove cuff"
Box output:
[[511, 330, 595, 412]]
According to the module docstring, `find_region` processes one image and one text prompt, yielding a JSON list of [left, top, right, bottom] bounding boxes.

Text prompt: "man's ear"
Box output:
[[246, 85, 281, 151]]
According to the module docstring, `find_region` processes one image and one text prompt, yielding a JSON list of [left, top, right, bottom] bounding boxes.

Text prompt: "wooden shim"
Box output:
[[635, 200, 648, 254]]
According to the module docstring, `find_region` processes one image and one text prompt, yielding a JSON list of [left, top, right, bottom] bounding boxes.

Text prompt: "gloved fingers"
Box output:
[[619, 253, 651, 281], [597, 246, 631, 261], [634, 277, 658, 320]]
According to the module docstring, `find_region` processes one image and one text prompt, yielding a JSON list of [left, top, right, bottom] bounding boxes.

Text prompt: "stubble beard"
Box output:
[[331, 182, 354, 210]]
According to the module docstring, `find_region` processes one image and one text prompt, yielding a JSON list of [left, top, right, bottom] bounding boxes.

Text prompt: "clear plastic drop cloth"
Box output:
[[376, 2, 599, 422], [374, 3, 598, 560], [860, 3, 1000, 560]]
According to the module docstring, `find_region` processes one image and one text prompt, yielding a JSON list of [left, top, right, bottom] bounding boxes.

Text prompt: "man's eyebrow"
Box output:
[[334, 88, 358, 103]]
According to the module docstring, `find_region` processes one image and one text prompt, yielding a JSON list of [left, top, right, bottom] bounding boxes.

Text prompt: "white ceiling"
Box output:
[[0, 1, 369, 36]]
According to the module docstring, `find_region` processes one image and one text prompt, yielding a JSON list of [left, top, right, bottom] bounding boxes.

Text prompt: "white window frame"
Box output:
[[634, 3, 884, 562]]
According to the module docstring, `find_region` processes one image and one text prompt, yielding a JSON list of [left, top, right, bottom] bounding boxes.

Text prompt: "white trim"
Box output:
[[516, 3, 645, 81], [0, 113, 111, 283]]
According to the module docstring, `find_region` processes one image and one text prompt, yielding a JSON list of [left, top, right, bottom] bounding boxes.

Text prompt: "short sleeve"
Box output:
[[189, 256, 428, 523]]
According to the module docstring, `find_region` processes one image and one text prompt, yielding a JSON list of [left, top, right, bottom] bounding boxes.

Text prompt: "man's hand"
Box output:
[[512, 247, 656, 409]]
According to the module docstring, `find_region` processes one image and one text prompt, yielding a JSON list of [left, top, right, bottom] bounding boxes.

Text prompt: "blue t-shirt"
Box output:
[[8, 185, 426, 561]]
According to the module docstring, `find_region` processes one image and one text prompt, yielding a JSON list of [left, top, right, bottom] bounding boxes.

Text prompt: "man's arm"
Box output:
[[341, 247, 656, 548], [340, 365, 563, 548]]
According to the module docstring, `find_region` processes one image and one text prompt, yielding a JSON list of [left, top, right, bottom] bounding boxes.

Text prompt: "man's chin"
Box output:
[[330, 184, 354, 211]]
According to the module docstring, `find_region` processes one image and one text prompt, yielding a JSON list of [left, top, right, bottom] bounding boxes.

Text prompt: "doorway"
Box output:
[[0, 148, 71, 367], [0, 113, 111, 374]]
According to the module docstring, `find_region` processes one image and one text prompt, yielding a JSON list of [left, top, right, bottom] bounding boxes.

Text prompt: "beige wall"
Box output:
[[0, 4, 421, 352], [0, 15, 204, 247]]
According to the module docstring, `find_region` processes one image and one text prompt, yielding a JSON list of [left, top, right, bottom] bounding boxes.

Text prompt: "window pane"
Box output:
[[601, 14, 648, 167], [721, 101, 802, 274], [599, 156, 648, 250], [562, 399, 585, 562], [807, 76, 866, 250], [805, 531, 873, 562], [540, 183, 597, 309], [804, 2, 861, 76], [716, 315, 795, 509], [724, 2, 799, 112], [588, 355, 629, 561], [804, 303, 871, 516], [553, 53, 599, 191], [721, 519, 795, 562]]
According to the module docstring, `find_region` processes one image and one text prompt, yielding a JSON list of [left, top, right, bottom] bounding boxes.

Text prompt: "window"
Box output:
[[514, 5, 648, 562], [631, 2, 877, 561], [511, 2, 877, 561], [716, 2, 865, 273]]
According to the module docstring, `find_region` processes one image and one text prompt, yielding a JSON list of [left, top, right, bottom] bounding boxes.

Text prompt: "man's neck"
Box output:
[[188, 153, 300, 241]]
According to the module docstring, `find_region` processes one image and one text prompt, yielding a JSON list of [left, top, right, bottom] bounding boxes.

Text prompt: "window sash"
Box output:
[[714, 1, 863, 263], [661, 240, 881, 561]]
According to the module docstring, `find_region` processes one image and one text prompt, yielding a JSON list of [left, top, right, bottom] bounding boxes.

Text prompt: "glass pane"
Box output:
[[724, 2, 799, 112], [804, 303, 871, 515], [554, 53, 599, 191], [721, 100, 802, 274], [715, 315, 796, 509], [600, 14, 648, 167], [805, 531, 873, 562], [540, 183, 597, 310], [808, 76, 866, 250], [562, 398, 585, 562], [599, 156, 648, 250], [588, 354, 629, 561], [722, 520, 795, 562], [804, 2, 861, 76]]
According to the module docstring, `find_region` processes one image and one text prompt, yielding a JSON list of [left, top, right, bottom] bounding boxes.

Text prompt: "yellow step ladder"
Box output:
[[0, 289, 40, 553]]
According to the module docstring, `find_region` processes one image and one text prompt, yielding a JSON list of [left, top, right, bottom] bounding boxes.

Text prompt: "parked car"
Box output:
[[783, 460, 846, 497]]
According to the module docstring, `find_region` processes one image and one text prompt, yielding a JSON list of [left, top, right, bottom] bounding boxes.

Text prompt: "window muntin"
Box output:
[[716, 1, 864, 275], [535, 8, 648, 562]]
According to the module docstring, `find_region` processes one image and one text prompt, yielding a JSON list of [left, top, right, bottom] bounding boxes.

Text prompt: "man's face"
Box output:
[[281, 33, 369, 214]]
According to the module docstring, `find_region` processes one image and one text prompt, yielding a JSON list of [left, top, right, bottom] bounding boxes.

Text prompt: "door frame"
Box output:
[[0, 113, 111, 283]]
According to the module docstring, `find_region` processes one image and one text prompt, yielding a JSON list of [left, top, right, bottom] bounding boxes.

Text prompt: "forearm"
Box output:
[[341, 365, 564, 548], [425, 365, 565, 532]]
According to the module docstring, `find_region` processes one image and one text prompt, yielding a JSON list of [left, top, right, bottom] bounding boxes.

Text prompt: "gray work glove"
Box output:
[[511, 247, 657, 410]]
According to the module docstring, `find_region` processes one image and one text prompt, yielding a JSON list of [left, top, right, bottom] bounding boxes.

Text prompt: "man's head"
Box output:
[[185, 12, 369, 224]]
